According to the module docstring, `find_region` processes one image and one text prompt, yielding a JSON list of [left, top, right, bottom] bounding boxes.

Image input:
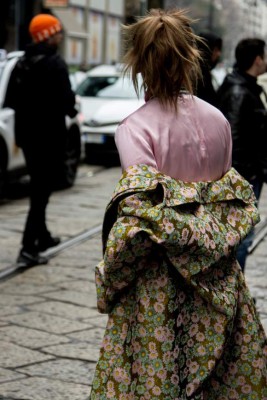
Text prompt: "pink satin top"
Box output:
[[115, 95, 232, 182]]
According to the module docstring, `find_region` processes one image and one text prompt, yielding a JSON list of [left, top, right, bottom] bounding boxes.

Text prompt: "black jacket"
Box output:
[[196, 32, 222, 107], [218, 69, 267, 182], [4, 42, 77, 149], [196, 66, 219, 107]]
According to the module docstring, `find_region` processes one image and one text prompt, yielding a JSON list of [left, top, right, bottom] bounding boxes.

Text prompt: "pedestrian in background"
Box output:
[[90, 9, 267, 399], [218, 38, 267, 272], [4, 14, 77, 267], [196, 31, 222, 107]]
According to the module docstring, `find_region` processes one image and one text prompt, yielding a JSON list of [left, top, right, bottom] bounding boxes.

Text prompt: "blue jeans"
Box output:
[[236, 177, 263, 272]]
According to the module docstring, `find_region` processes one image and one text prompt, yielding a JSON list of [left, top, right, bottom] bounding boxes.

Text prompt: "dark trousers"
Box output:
[[21, 146, 55, 252], [236, 177, 263, 271]]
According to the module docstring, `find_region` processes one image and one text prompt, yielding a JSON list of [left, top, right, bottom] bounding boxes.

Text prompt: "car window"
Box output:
[[97, 76, 143, 99], [76, 76, 119, 97]]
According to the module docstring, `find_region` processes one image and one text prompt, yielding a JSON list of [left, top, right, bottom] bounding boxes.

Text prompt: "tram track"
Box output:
[[0, 164, 108, 282], [0, 223, 103, 281]]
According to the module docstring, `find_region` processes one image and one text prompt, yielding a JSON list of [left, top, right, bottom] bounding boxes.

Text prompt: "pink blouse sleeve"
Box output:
[[115, 123, 158, 171]]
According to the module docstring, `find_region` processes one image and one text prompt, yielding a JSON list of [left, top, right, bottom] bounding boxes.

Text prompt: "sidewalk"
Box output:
[[244, 184, 267, 332], [0, 165, 119, 400], [0, 167, 266, 400]]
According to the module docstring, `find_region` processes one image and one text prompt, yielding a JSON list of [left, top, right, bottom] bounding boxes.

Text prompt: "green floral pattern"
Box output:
[[90, 165, 267, 400]]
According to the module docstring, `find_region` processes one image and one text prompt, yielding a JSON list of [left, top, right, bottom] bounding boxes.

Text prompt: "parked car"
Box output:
[[69, 70, 87, 91], [76, 64, 145, 164], [0, 51, 82, 197]]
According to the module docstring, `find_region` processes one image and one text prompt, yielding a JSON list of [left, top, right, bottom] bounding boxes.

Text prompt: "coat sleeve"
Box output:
[[50, 56, 77, 118], [96, 215, 154, 313]]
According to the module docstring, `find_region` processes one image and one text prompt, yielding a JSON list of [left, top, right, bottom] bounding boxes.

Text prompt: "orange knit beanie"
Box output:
[[29, 14, 62, 43]]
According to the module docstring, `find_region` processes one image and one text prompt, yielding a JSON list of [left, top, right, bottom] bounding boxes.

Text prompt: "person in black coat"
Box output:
[[218, 38, 267, 271], [196, 32, 222, 107], [4, 14, 77, 267]]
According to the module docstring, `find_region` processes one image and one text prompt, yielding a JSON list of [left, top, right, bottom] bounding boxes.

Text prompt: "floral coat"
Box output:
[[90, 165, 267, 400]]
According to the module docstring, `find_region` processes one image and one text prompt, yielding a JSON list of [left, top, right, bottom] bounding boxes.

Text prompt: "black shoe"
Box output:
[[17, 250, 49, 268], [37, 236, 61, 252]]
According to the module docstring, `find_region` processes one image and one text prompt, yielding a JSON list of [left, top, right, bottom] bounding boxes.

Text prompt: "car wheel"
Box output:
[[56, 125, 81, 189], [0, 142, 7, 198], [0, 165, 6, 198]]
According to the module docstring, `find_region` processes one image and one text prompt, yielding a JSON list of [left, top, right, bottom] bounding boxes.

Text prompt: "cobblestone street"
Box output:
[[0, 165, 266, 399]]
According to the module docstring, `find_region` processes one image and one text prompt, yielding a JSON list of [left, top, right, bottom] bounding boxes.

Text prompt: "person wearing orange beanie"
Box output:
[[4, 14, 78, 267]]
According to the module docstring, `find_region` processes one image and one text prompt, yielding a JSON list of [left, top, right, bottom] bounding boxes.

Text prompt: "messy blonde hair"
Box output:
[[123, 8, 202, 110]]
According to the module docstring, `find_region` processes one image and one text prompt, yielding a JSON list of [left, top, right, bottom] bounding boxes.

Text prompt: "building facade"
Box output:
[[58, 0, 124, 67], [162, 0, 267, 65], [219, 0, 267, 64], [1, 0, 125, 68], [2, 0, 267, 68]]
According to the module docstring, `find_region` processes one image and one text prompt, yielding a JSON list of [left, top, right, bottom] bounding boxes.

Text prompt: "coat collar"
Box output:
[[110, 164, 256, 208]]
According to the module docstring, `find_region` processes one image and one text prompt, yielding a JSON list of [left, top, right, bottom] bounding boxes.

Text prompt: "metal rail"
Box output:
[[0, 224, 102, 281], [248, 216, 267, 253], [0, 164, 107, 281]]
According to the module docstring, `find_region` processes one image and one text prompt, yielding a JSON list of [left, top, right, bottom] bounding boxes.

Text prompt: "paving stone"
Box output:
[[255, 298, 267, 313], [66, 327, 105, 346], [252, 241, 267, 256], [0, 367, 26, 383], [248, 287, 267, 299], [22, 265, 92, 284], [0, 306, 24, 317], [246, 268, 266, 279], [83, 313, 108, 326], [0, 294, 43, 307], [246, 279, 267, 288], [0, 311, 90, 334], [56, 280, 94, 293], [17, 359, 95, 385], [27, 300, 94, 321], [0, 326, 70, 349], [259, 317, 267, 333], [0, 377, 90, 400], [42, 342, 100, 362], [40, 290, 97, 308], [1, 282, 57, 296], [0, 341, 53, 368], [49, 256, 92, 268]]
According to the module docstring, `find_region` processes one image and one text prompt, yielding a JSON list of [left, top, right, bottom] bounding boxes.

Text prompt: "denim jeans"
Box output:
[[236, 177, 263, 272]]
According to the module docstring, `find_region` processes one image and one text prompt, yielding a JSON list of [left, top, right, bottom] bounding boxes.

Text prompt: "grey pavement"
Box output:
[[0, 164, 266, 400]]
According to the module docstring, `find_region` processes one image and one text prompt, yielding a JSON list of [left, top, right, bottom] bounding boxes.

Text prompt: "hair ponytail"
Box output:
[[123, 9, 202, 110]]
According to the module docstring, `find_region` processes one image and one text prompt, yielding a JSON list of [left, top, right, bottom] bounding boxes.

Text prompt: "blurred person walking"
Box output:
[[4, 14, 77, 267], [196, 31, 222, 107], [90, 9, 267, 399], [218, 38, 267, 272]]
